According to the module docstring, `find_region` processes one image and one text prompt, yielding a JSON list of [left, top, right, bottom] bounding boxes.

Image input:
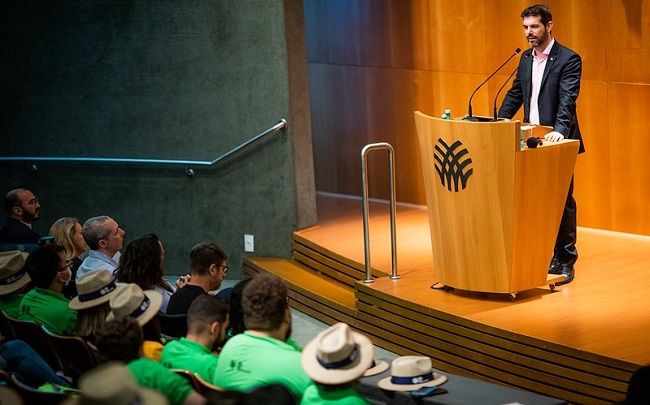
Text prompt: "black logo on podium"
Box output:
[[434, 138, 473, 192]]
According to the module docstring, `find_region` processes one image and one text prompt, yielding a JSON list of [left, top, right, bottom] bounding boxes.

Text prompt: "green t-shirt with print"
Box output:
[[215, 331, 310, 401]]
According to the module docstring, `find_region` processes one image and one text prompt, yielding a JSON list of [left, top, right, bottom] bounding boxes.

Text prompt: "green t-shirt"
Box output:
[[18, 288, 77, 335], [215, 331, 311, 401], [0, 294, 24, 319], [160, 337, 219, 382], [127, 357, 195, 405], [301, 383, 371, 405]]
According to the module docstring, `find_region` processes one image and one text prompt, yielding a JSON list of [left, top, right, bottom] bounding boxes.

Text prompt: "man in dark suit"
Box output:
[[498, 4, 584, 286], [0, 188, 42, 244]]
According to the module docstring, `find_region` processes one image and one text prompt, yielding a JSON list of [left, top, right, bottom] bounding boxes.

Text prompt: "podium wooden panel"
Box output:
[[414, 111, 579, 293]]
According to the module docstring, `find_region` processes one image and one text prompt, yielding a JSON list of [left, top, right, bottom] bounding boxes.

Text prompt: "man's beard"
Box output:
[[23, 210, 39, 221]]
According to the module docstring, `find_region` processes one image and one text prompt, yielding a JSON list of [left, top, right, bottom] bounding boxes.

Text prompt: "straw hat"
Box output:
[[363, 359, 390, 377], [105, 283, 162, 326], [378, 356, 447, 391], [62, 362, 167, 405], [69, 270, 124, 310], [302, 322, 374, 385], [0, 250, 30, 295]]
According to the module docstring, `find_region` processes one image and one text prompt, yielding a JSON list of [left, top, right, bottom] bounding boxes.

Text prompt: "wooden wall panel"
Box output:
[[605, 0, 650, 83], [306, 0, 650, 236], [608, 83, 650, 234], [573, 80, 611, 230]]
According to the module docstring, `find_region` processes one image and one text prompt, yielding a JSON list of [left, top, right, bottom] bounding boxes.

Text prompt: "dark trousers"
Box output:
[[554, 178, 578, 267]]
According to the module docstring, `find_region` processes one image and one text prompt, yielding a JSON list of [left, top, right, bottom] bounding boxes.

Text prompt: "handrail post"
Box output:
[[361, 142, 399, 283]]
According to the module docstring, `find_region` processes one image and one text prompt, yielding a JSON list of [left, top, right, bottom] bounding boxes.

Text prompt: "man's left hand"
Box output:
[[544, 131, 565, 142]]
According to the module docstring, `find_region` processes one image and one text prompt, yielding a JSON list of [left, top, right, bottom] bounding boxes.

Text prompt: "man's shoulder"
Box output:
[[166, 285, 206, 314], [0, 218, 41, 244]]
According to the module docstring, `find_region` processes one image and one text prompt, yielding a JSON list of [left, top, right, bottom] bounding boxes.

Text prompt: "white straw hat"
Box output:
[[69, 270, 124, 310], [302, 322, 374, 385], [378, 356, 447, 391], [106, 283, 162, 326], [0, 250, 30, 295]]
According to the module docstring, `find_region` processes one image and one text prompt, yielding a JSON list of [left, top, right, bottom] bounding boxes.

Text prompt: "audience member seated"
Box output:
[[167, 242, 228, 315], [106, 283, 164, 361], [61, 361, 166, 405], [76, 215, 125, 280], [160, 294, 229, 383], [225, 278, 251, 340], [224, 277, 301, 353], [215, 273, 310, 401], [114, 234, 181, 313], [94, 316, 206, 405], [68, 270, 124, 343], [0, 188, 42, 244], [49, 217, 88, 299], [18, 245, 77, 335], [0, 251, 31, 318], [0, 337, 72, 388], [301, 322, 375, 404]]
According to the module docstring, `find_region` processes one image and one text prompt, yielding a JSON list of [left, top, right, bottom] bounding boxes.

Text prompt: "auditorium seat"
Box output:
[[5, 314, 62, 372], [43, 326, 98, 383]]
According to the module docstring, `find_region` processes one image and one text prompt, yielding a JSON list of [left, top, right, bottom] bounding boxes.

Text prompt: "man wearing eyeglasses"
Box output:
[[167, 242, 229, 315], [0, 188, 42, 244]]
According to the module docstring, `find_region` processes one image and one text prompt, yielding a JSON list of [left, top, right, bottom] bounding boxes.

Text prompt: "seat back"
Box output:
[[5, 371, 70, 405], [0, 310, 16, 341], [43, 326, 98, 383], [158, 312, 187, 340], [172, 369, 202, 392], [5, 314, 62, 371]]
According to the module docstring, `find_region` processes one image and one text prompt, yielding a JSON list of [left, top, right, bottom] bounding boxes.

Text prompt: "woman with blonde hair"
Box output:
[[50, 217, 87, 298]]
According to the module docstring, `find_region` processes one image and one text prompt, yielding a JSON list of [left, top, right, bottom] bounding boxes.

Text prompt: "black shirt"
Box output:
[[166, 284, 207, 315]]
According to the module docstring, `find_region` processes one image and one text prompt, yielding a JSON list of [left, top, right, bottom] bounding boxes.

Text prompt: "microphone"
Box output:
[[493, 66, 518, 120], [463, 48, 521, 122], [526, 137, 543, 148]]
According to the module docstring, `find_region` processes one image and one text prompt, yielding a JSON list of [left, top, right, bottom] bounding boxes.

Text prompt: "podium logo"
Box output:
[[434, 138, 473, 192]]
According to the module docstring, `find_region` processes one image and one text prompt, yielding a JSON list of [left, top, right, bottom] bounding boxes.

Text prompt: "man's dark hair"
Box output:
[[94, 317, 143, 363], [4, 188, 24, 215], [82, 216, 111, 250], [24, 244, 66, 288], [242, 273, 288, 331], [521, 4, 552, 26], [187, 294, 229, 335], [228, 278, 253, 337], [189, 242, 227, 276]]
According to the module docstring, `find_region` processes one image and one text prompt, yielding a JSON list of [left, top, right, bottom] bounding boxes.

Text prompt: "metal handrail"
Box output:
[[0, 119, 288, 177], [361, 142, 399, 283]]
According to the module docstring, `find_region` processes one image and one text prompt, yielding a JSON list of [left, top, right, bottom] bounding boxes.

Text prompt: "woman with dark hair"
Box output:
[[114, 234, 178, 313], [18, 244, 77, 335]]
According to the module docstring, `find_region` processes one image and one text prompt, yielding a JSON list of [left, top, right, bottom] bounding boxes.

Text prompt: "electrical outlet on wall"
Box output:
[[244, 234, 254, 252]]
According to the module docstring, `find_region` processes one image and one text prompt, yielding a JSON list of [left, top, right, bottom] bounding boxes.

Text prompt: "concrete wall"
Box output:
[[0, 0, 317, 278]]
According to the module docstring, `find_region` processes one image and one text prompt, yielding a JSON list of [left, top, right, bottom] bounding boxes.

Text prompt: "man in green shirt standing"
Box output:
[[215, 273, 310, 401], [160, 293, 229, 382]]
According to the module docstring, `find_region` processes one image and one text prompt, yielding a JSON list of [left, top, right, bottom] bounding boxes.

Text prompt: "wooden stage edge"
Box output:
[[243, 193, 649, 404]]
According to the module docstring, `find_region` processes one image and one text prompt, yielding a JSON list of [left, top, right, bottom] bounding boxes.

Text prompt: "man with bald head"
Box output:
[[76, 215, 125, 280], [0, 188, 42, 244]]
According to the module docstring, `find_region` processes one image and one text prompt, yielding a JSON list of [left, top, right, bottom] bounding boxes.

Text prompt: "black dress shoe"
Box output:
[[548, 257, 562, 274], [554, 265, 574, 286]]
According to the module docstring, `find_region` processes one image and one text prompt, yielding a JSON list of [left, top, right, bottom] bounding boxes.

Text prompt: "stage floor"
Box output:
[[302, 192, 650, 366]]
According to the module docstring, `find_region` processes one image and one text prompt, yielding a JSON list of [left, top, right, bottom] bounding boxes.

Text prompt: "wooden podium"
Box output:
[[414, 111, 580, 295]]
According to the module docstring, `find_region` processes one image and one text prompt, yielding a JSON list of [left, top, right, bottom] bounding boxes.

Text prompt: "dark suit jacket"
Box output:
[[0, 217, 41, 244], [498, 40, 585, 154]]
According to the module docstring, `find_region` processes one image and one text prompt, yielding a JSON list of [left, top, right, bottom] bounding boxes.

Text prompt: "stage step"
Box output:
[[242, 256, 359, 326]]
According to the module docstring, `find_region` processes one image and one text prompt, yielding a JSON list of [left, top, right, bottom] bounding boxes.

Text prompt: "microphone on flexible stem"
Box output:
[[493, 66, 518, 121], [463, 48, 521, 122], [526, 137, 543, 148]]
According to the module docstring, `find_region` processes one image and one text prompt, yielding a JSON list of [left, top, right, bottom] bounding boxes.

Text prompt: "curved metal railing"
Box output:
[[361, 142, 399, 283], [0, 119, 288, 177]]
